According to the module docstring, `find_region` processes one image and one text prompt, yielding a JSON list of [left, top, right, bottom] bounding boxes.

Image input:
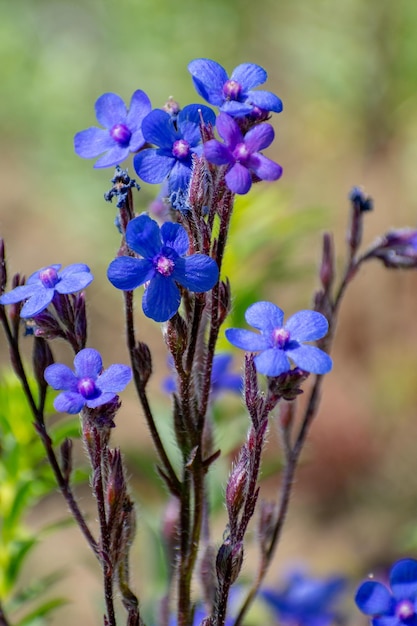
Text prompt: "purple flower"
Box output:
[[107, 214, 219, 322], [225, 302, 332, 377], [366, 229, 417, 269], [74, 90, 152, 168], [0, 264, 93, 318], [164, 353, 243, 398], [261, 570, 346, 626], [355, 559, 417, 626], [204, 113, 282, 194], [44, 348, 132, 414], [133, 104, 216, 194], [188, 58, 283, 117]]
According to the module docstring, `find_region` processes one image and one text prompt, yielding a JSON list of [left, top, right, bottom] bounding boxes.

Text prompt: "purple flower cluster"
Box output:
[[226, 302, 332, 377], [107, 214, 219, 322], [44, 348, 132, 414]]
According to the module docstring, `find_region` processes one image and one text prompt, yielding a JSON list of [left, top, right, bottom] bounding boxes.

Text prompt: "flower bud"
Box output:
[[0, 239, 6, 295], [132, 341, 152, 387], [215, 540, 244, 585], [33, 336, 54, 393], [366, 229, 417, 269], [60, 438, 73, 484], [226, 452, 249, 522], [319, 232, 335, 292]]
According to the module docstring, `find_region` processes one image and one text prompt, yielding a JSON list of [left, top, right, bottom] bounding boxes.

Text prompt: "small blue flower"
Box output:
[[44, 348, 132, 414], [225, 302, 332, 377], [0, 264, 93, 318], [355, 559, 417, 626], [261, 570, 346, 626], [74, 90, 152, 168], [204, 113, 282, 194], [164, 353, 243, 398], [107, 214, 219, 322], [188, 58, 283, 117], [133, 104, 216, 194]]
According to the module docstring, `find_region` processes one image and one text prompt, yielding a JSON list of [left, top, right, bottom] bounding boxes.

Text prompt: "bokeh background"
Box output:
[[2, 0, 417, 624]]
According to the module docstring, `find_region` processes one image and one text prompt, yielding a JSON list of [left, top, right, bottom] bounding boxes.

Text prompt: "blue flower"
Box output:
[[44, 348, 132, 414], [107, 214, 219, 322], [164, 353, 243, 398], [133, 104, 216, 194], [188, 58, 283, 117], [225, 302, 332, 377], [261, 570, 346, 626], [0, 264, 93, 318], [355, 559, 417, 626], [74, 90, 152, 168], [204, 113, 282, 194]]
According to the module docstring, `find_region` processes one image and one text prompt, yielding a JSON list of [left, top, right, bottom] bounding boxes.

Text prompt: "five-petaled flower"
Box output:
[[355, 559, 417, 626], [133, 104, 216, 194], [107, 214, 219, 322], [261, 570, 346, 626], [74, 90, 152, 168], [44, 348, 132, 414], [188, 58, 283, 117], [0, 264, 94, 318], [225, 302, 332, 377], [204, 112, 282, 194]]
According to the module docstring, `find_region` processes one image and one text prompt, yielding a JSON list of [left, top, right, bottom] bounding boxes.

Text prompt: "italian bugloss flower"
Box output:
[[188, 58, 283, 117], [107, 214, 219, 322], [74, 90, 152, 168], [225, 302, 332, 377], [355, 559, 417, 626], [261, 570, 346, 626], [0, 264, 93, 318], [204, 113, 282, 194], [44, 348, 132, 414], [133, 104, 216, 194]]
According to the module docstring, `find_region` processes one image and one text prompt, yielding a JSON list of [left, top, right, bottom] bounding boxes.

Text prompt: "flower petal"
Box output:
[[188, 58, 228, 106], [168, 159, 193, 194], [93, 145, 130, 168], [244, 123, 275, 152], [285, 344, 332, 374], [74, 348, 103, 379], [141, 109, 177, 148], [245, 301, 284, 331], [247, 89, 283, 113], [126, 214, 162, 257], [204, 140, 233, 166], [96, 364, 132, 393], [220, 100, 254, 116], [74, 127, 115, 159], [216, 113, 243, 147], [254, 347, 291, 376], [44, 363, 79, 391], [126, 90, 152, 133], [178, 104, 216, 133], [107, 256, 154, 291], [54, 391, 85, 414], [225, 328, 269, 351], [390, 559, 417, 601], [0, 283, 40, 305], [160, 222, 189, 256], [134, 149, 175, 184], [285, 310, 329, 342], [225, 163, 252, 194], [95, 92, 127, 128], [86, 392, 117, 409], [355, 581, 393, 616], [230, 63, 267, 90], [173, 254, 219, 292], [248, 154, 283, 182], [20, 288, 55, 318], [56, 268, 94, 294], [142, 275, 181, 322]]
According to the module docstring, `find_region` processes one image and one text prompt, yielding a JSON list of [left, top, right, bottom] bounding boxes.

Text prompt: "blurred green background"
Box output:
[[2, 0, 417, 624]]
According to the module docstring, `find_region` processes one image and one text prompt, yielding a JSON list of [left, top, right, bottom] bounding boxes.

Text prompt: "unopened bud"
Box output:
[[33, 336, 54, 393], [319, 232, 335, 292], [60, 438, 73, 484], [0, 239, 6, 294], [132, 341, 152, 387], [215, 540, 244, 585], [164, 312, 188, 360], [218, 279, 232, 325], [365, 229, 417, 269], [226, 453, 249, 522], [347, 187, 373, 254]]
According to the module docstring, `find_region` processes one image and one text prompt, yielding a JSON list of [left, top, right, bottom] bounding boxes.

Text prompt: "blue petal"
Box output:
[[86, 392, 117, 409], [160, 222, 189, 256], [20, 288, 54, 318], [204, 140, 233, 166], [247, 89, 283, 113], [355, 581, 393, 616], [74, 127, 114, 159], [245, 301, 284, 332], [54, 391, 85, 414], [27, 265, 61, 284], [285, 311, 329, 342], [219, 100, 254, 116], [142, 275, 181, 322], [141, 109, 177, 148], [95, 92, 127, 128], [126, 214, 162, 257], [74, 348, 103, 379], [93, 145, 130, 168], [56, 268, 94, 294], [0, 283, 39, 305], [126, 89, 152, 133], [216, 113, 243, 147], [248, 154, 283, 182], [188, 58, 228, 106], [172, 254, 219, 292], [107, 257, 154, 290], [285, 344, 332, 374], [390, 559, 417, 600], [167, 160, 192, 194], [44, 363, 78, 392], [134, 149, 175, 184], [230, 63, 267, 90], [254, 347, 291, 376], [225, 163, 252, 194], [225, 328, 269, 351], [59, 263, 91, 276], [96, 364, 132, 393], [178, 103, 216, 128], [244, 123, 275, 152]]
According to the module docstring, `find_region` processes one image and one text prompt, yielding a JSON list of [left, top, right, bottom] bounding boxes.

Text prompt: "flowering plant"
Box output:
[[1, 57, 417, 626]]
